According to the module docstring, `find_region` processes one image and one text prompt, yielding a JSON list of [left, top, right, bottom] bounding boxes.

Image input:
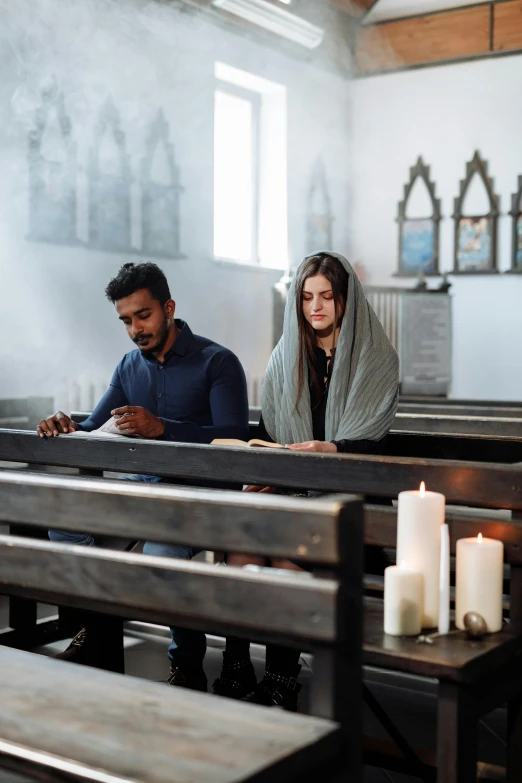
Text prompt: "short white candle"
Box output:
[[384, 562, 423, 636], [397, 483, 445, 628], [439, 524, 450, 635], [456, 534, 504, 632]]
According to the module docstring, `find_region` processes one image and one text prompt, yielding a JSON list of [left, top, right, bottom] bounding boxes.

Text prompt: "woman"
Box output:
[[213, 252, 399, 709]]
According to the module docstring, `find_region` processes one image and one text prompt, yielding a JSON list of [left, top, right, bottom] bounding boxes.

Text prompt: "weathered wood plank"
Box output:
[[0, 470, 348, 564], [398, 403, 522, 418], [0, 647, 339, 783], [392, 413, 522, 438], [355, 6, 491, 74], [401, 396, 522, 408], [2, 430, 522, 509], [494, 0, 522, 52], [0, 536, 337, 643]]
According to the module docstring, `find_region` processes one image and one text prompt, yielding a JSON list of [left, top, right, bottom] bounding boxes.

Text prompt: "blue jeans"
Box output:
[[48, 474, 205, 666]]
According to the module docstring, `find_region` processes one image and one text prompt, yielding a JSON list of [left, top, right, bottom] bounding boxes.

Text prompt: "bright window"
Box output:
[[214, 85, 259, 263], [214, 63, 287, 270]]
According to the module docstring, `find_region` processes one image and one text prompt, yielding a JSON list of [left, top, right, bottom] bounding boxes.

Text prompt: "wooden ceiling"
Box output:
[[354, 0, 522, 75]]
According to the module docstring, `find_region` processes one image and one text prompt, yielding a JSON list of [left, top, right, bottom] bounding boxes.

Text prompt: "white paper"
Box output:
[[71, 417, 126, 439]]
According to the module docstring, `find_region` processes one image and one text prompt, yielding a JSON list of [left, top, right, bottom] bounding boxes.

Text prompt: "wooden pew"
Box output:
[[72, 409, 522, 464], [399, 396, 522, 416], [392, 412, 522, 438], [249, 404, 522, 439], [239, 407, 522, 463], [0, 472, 363, 783], [2, 430, 522, 781], [398, 402, 522, 418], [1, 428, 522, 508]]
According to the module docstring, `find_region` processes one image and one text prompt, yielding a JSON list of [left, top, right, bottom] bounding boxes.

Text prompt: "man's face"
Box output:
[[115, 288, 174, 354]]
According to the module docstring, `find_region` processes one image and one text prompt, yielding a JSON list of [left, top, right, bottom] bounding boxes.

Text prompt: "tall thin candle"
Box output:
[[439, 524, 450, 635]]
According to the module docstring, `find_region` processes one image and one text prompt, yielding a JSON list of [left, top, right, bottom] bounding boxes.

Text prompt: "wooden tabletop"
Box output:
[[363, 598, 522, 683]]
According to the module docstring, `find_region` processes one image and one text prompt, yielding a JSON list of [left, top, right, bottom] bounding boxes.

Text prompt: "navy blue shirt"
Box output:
[[78, 320, 249, 444]]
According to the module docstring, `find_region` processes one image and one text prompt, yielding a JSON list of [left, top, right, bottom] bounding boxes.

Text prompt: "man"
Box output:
[[38, 261, 249, 691]]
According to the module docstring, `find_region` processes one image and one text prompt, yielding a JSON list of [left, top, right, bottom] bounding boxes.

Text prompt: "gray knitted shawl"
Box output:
[[262, 252, 399, 445]]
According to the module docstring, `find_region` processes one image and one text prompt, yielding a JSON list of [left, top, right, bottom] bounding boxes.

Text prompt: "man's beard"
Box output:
[[135, 318, 170, 357]]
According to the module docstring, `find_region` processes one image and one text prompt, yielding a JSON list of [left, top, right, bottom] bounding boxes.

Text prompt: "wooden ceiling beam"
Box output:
[[354, 2, 522, 76]]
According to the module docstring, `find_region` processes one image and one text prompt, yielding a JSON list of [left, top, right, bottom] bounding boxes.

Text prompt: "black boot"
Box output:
[[213, 652, 257, 699], [167, 664, 208, 692], [54, 616, 124, 673], [54, 628, 91, 663], [243, 664, 302, 711]]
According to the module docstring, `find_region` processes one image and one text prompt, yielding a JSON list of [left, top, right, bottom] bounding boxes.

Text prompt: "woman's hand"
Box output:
[[286, 441, 337, 453], [243, 485, 277, 493]]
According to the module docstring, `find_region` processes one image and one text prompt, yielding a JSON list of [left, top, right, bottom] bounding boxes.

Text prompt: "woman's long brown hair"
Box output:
[[295, 254, 349, 409]]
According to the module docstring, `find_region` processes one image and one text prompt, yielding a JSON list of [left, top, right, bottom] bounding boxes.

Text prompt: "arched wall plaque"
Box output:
[[396, 156, 441, 277], [453, 151, 499, 274]]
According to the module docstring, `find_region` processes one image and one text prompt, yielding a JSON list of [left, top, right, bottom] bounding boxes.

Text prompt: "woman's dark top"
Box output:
[[257, 345, 387, 455]]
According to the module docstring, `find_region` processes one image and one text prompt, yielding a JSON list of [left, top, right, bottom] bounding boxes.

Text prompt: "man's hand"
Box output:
[[37, 411, 77, 438], [111, 406, 165, 438], [286, 441, 337, 453], [244, 485, 277, 493]]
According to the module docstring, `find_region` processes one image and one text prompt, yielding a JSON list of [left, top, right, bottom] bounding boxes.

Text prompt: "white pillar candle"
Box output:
[[439, 524, 450, 635], [456, 534, 504, 632], [384, 562, 423, 636], [396, 483, 445, 628]]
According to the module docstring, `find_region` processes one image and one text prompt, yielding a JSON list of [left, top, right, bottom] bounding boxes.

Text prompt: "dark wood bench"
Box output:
[[249, 404, 522, 440], [2, 430, 522, 781], [0, 471, 363, 783], [399, 396, 522, 418], [392, 412, 522, 438], [72, 409, 522, 464]]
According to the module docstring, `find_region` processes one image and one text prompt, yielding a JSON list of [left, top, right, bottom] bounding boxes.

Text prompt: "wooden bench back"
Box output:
[[0, 469, 350, 565], [392, 412, 522, 438], [0, 470, 363, 649], [398, 402, 522, 418], [71, 411, 522, 464], [247, 405, 522, 438], [2, 429, 522, 510]]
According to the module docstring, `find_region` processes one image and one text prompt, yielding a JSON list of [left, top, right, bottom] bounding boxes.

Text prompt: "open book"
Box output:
[[211, 438, 285, 449], [71, 417, 139, 439]]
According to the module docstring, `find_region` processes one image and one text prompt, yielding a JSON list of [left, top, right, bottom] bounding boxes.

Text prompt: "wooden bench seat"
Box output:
[[0, 647, 339, 783]]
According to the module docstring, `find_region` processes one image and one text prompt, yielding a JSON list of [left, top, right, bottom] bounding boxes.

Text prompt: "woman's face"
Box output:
[[302, 274, 336, 333]]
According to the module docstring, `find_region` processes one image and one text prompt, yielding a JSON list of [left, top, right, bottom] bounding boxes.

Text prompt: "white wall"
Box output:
[[0, 0, 351, 408], [348, 54, 522, 399]]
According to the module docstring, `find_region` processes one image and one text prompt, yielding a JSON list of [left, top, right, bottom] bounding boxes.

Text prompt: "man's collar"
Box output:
[[165, 319, 192, 359], [140, 319, 193, 363]]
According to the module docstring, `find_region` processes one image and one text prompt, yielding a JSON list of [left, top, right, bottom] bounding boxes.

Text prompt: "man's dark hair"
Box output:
[[105, 262, 171, 306]]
